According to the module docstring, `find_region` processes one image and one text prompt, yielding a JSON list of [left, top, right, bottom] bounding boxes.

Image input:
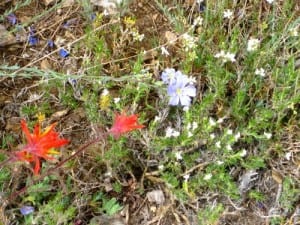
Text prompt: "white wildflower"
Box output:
[[214, 50, 225, 58], [226, 129, 233, 135], [103, 9, 109, 16], [264, 132, 272, 139], [161, 46, 170, 56], [247, 38, 260, 52], [186, 123, 191, 130], [216, 141, 221, 148], [183, 174, 190, 181], [255, 68, 266, 77], [154, 116, 161, 123], [209, 117, 216, 126], [158, 164, 164, 170], [226, 144, 232, 151], [183, 106, 190, 112], [173, 131, 180, 137], [165, 127, 180, 138], [210, 133, 216, 139], [175, 151, 183, 161], [285, 152, 292, 161], [113, 97, 120, 103], [193, 16, 203, 26], [182, 33, 196, 51], [266, 0, 274, 3], [192, 122, 198, 130], [165, 127, 174, 137], [240, 149, 247, 157], [216, 160, 224, 165], [289, 27, 298, 37], [223, 9, 233, 19], [204, 173, 212, 180], [225, 52, 236, 62], [215, 50, 236, 63], [234, 132, 241, 141], [188, 131, 193, 137], [188, 76, 197, 84], [131, 30, 144, 42], [101, 88, 109, 96], [217, 117, 225, 124]]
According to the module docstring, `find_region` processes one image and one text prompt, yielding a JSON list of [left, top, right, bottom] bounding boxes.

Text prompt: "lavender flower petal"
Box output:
[[20, 206, 34, 215]]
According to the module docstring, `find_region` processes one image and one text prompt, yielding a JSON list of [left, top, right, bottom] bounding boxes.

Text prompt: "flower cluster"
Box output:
[[165, 126, 180, 138], [99, 88, 111, 110], [247, 38, 260, 52], [255, 68, 266, 77], [181, 33, 197, 51], [223, 9, 233, 19], [214, 50, 236, 63], [161, 68, 196, 107], [14, 120, 69, 175]]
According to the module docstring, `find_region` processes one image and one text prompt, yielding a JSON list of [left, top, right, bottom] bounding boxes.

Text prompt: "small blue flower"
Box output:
[[90, 13, 96, 21], [59, 48, 69, 58], [62, 22, 69, 29], [28, 35, 38, 45], [198, 2, 206, 12], [28, 26, 38, 45], [68, 77, 77, 87], [47, 40, 54, 48], [62, 18, 77, 29], [167, 73, 196, 106], [20, 206, 34, 216], [7, 13, 17, 25]]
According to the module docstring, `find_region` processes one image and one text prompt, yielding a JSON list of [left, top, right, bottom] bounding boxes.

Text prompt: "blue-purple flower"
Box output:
[[28, 26, 38, 45], [20, 206, 34, 216], [59, 48, 69, 58], [161, 69, 196, 106], [7, 13, 17, 25], [28, 35, 38, 45], [47, 39, 54, 48], [167, 74, 196, 106]]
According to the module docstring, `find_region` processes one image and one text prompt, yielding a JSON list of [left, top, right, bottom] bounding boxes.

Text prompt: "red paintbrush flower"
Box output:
[[109, 112, 145, 138], [14, 120, 69, 175]]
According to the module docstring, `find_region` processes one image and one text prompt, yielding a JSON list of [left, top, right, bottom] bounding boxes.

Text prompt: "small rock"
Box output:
[[164, 31, 177, 45], [238, 170, 258, 194], [89, 215, 126, 225], [90, 0, 120, 15], [43, 0, 56, 6], [40, 59, 52, 70], [146, 190, 165, 205], [62, 0, 75, 7], [50, 109, 69, 121], [5, 117, 20, 132]]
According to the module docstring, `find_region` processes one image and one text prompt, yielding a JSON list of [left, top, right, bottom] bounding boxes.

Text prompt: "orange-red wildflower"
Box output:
[[15, 120, 69, 175], [109, 112, 145, 138]]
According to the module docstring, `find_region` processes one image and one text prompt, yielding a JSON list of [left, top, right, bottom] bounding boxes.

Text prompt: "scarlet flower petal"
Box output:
[[33, 156, 41, 175], [21, 119, 33, 143], [109, 112, 144, 138]]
